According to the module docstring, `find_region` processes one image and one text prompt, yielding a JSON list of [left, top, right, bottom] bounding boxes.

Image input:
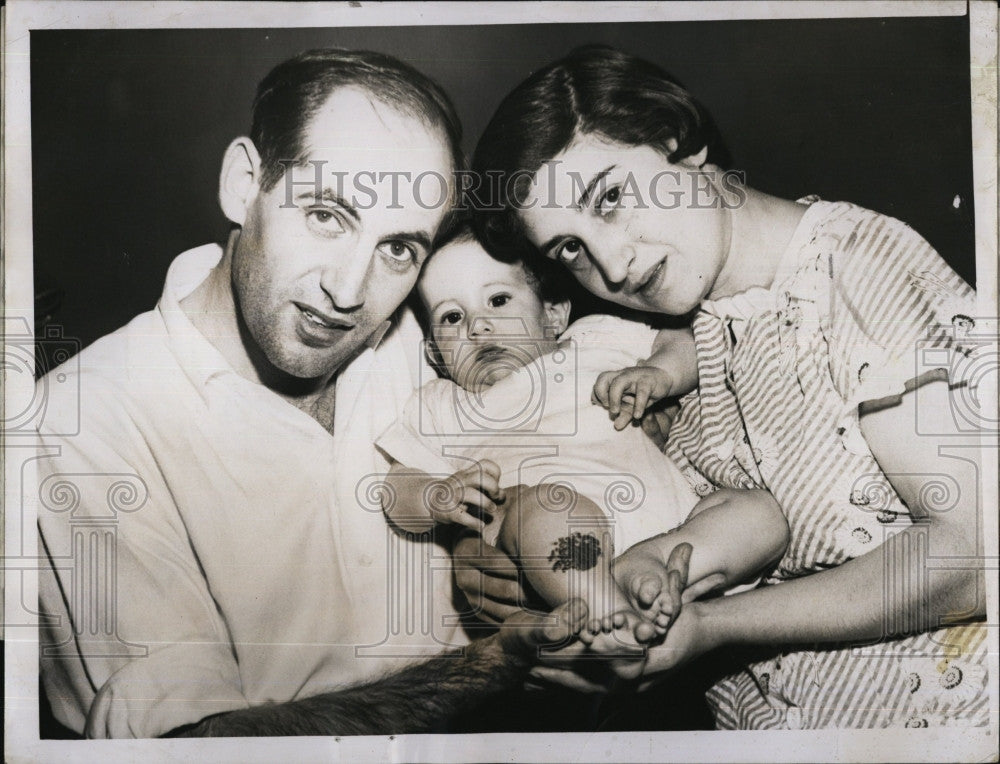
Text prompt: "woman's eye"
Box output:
[[440, 311, 462, 325], [377, 240, 417, 266], [556, 239, 585, 264], [597, 186, 621, 217], [488, 293, 511, 308], [306, 208, 346, 236]]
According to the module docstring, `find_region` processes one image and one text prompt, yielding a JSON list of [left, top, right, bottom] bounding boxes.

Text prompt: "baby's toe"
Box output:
[[633, 620, 658, 644], [635, 577, 664, 609]]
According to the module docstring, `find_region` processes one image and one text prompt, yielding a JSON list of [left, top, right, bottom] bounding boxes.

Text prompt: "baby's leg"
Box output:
[[498, 484, 651, 679]]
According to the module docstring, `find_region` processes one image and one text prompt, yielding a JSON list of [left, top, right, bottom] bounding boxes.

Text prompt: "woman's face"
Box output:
[[520, 132, 733, 315]]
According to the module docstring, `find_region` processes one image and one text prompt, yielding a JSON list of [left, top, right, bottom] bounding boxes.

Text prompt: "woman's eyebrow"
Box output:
[[576, 165, 616, 209]]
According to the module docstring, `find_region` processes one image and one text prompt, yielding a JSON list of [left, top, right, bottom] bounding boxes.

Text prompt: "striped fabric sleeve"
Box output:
[[823, 209, 978, 452]]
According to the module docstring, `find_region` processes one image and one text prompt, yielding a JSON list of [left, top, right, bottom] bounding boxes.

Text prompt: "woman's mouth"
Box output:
[[634, 258, 667, 298]]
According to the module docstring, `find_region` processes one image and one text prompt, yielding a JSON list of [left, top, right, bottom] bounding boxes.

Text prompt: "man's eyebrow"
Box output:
[[576, 165, 615, 209], [295, 189, 360, 224]]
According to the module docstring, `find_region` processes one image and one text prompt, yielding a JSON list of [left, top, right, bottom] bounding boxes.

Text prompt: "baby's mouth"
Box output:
[[475, 344, 509, 364]]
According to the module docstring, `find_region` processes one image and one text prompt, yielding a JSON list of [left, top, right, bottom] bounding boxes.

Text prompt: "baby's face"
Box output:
[[419, 239, 567, 391]]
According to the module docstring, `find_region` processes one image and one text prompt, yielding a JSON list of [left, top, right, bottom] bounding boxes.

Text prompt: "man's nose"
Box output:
[[323, 249, 375, 311]]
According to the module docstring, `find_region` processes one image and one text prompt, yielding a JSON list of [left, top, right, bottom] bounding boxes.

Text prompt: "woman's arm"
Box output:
[[643, 376, 986, 675]]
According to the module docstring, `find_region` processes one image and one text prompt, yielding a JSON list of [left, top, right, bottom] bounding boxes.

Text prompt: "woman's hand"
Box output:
[[452, 530, 532, 624], [638, 599, 714, 689]]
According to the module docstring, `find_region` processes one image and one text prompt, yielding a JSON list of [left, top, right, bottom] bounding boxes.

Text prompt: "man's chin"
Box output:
[[269, 342, 364, 385]]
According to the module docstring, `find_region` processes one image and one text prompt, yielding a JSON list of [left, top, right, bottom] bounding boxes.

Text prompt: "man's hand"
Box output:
[[593, 365, 678, 430], [497, 599, 589, 660], [453, 531, 533, 623], [429, 460, 505, 533]]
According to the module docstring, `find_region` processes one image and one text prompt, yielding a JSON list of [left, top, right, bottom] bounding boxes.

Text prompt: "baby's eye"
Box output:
[[556, 239, 586, 264], [439, 310, 463, 325], [488, 293, 511, 308], [596, 186, 622, 217]]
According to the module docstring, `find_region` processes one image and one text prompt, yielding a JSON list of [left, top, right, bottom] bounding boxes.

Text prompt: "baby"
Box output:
[[377, 225, 788, 673]]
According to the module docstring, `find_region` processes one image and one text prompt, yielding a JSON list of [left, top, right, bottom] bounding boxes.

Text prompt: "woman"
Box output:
[[462, 44, 990, 729]]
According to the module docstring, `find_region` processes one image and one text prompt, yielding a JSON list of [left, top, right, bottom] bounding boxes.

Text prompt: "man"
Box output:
[[37, 47, 570, 739]]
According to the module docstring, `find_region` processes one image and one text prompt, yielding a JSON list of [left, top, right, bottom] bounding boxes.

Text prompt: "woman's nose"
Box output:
[[591, 244, 634, 287]]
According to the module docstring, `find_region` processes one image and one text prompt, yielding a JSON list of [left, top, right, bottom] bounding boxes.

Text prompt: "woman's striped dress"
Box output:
[[666, 199, 991, 729]]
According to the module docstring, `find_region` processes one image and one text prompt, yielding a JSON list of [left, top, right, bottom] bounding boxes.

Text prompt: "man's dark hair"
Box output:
[[471, 44, 723, 256], [251, 48, 465, 192]]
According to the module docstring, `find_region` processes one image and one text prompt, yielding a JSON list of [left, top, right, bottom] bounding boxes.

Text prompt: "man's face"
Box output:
[[232, 87, 453, 380]]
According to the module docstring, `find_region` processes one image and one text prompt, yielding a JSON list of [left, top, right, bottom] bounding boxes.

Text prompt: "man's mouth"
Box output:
[[295, 303, 356, 331]]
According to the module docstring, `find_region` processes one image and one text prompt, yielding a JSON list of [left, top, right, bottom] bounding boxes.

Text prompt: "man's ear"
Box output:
[[665, 139, 709, 169], [544, 298, 572, 337], [219, 137, 262, 226]]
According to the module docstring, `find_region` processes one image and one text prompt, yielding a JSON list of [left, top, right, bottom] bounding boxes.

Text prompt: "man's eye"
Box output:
[[489, 293, 511, 308], [440, 311, 462, 325], [556, 239, 585, 264], [305, 208, 346, 236], [596, 186, 621, 217], [377, 241, 417, 266]]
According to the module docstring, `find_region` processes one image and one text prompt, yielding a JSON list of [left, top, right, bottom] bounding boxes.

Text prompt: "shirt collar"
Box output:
[[156, 243, 238, 389], [700, 197, 827, 321]]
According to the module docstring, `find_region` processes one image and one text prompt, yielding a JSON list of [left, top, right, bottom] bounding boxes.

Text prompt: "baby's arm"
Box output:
[[383, 459, 505, 534], [614, 489, 788, 631], [593, 326, 698, 430]]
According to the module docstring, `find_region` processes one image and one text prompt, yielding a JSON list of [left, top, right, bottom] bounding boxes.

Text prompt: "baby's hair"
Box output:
[[425, 217, 569, 307]]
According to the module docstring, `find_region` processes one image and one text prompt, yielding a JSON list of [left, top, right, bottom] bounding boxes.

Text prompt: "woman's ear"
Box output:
[[665, 139, 709, 169], [544, 298, 572, 337], [219, 137, 262, 226]]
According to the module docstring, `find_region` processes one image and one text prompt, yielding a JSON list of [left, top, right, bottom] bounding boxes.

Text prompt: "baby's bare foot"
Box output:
[[500, 598, 589, 658], [578, 609, 651, 680]]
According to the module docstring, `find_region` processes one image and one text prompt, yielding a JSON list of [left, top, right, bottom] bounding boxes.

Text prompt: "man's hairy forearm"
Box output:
[[165, 635, 526, 737]]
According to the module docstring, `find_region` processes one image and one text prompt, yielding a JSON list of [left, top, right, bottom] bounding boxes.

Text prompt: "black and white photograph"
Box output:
[[3, 1, 998, 761]]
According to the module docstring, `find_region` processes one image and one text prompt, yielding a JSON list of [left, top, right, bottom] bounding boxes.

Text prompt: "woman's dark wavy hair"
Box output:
[[471, 45, 724, 257], [251, 48, 465, 192]]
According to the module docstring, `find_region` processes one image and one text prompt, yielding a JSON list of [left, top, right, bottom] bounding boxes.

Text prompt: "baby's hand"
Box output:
[[592, 365, 676, 431], [427, 460, 505, 533], [613, 540, 690, 638]]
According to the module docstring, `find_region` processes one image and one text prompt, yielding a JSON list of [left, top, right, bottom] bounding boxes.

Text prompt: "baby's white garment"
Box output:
[[378, 314, 698, 552]]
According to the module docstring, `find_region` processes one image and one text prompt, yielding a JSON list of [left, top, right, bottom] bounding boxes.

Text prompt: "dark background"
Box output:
[[31, 15, 974, 357]]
